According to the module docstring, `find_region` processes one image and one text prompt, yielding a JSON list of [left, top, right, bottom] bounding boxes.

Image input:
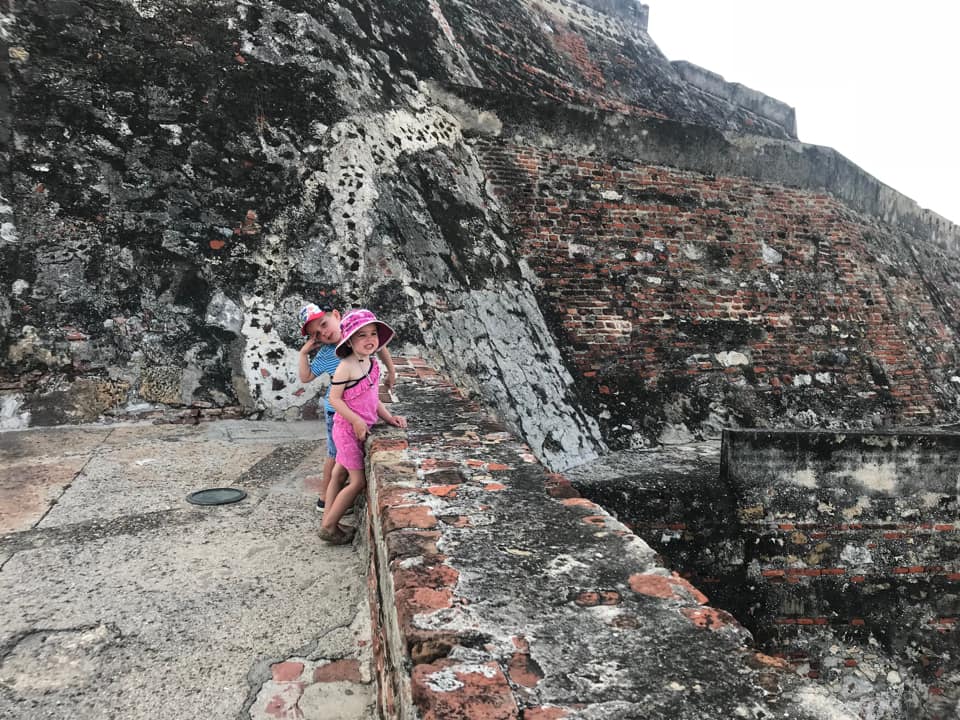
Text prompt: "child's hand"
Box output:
[[301, 336, 319, 354], [352, 418, 369, 441], [388, 415, 407, 429]]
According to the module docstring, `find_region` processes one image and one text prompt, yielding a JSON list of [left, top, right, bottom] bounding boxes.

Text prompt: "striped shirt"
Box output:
[[309, 344, 341, 413]]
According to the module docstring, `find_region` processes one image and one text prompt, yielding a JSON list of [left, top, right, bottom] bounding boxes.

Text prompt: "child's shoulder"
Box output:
[[331, 355, 362, 378]]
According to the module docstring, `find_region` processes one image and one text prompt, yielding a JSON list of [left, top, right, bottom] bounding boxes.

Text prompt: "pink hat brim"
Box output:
[[335, 320, 395, 358]]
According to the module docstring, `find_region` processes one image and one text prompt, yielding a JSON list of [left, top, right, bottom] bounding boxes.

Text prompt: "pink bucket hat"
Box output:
[[335, 309, 395, 358]]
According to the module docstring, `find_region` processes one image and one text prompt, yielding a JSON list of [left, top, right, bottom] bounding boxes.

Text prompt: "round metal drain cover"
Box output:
[[186, 488, 247, 506]]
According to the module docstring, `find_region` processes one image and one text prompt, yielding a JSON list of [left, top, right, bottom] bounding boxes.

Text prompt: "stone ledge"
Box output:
[[363, 357, 858, 719]]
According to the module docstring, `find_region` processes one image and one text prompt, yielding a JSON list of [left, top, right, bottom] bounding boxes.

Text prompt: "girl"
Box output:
[[320, 309, 407, 544], [296, 302, 396, 515]]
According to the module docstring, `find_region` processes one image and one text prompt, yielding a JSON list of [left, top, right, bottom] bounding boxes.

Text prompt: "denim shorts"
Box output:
[[325, 410, 337, 457]]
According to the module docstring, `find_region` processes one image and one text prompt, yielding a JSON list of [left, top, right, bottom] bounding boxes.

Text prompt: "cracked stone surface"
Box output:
[[0, 420, 375, 720]]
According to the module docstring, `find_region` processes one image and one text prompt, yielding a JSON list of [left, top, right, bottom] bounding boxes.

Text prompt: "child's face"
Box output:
[[305, 310, 342, 345], [347, 323, 380, 356]]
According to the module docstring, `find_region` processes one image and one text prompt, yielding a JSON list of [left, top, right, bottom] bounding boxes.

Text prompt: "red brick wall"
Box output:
[[720, 429, 960, 709], [478, 141, 960, 446]]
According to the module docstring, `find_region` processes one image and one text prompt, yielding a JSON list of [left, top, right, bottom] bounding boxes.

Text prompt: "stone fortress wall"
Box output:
[[474, 119, 960, 449], [363, 357, 875, 719], [723, 430, 960, 713], [4, 0, 960, 716], [3, 0, 960, 470]]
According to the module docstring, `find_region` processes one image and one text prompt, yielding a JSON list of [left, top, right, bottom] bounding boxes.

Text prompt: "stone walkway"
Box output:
[[0, 421, 375, 720]]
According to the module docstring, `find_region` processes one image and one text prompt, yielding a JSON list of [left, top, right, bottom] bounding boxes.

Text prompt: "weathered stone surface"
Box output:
[[2, 0, 638, 470], [7, 0, 959, 471], [366, 357, 867, 719], [472, 117, 960, 447], [412, 659, 518, 720], [0, 420, 375, 720], [567, 432, 960, 718]]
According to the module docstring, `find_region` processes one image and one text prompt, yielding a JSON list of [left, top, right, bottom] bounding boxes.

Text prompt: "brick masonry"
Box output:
[[568, 433, 960, 718], [476, 140, 960, 448], [720, 429, 960, 711]]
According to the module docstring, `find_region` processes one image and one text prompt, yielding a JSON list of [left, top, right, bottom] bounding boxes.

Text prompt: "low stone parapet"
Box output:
[[361, 358, 856, 718]]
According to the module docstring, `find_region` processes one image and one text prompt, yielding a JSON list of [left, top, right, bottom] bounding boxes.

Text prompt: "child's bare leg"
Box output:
[[325, 463, 347, 513], [332, 462, 348, 492], [320, 455, 336, 501], [321, 469, 366, 532]]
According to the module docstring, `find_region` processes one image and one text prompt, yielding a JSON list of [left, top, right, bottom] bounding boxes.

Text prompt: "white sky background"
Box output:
[[644, 1, 960, 225]]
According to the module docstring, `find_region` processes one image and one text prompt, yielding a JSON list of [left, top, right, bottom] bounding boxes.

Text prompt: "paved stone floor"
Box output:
[[0, 420, 375, 720]]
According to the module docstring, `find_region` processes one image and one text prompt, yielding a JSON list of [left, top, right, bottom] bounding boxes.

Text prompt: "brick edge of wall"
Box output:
[[359, 357, 809, 719]]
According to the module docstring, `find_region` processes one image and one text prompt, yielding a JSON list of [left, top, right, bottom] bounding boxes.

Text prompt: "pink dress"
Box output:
[[332, 360, 381, 470]]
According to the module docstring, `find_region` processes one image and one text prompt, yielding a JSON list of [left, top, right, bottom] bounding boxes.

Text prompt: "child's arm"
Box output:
[[376, 346, 397, 390], [298, 337, 320, 383], [329, 363, 371, 441], [377, 400, 407, 428]]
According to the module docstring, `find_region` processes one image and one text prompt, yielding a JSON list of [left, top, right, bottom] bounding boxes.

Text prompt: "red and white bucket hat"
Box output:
[[298, 303, 332, 336]]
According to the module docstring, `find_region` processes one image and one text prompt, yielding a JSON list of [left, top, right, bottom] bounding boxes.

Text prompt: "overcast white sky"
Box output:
[[645, 1, 960, 225]]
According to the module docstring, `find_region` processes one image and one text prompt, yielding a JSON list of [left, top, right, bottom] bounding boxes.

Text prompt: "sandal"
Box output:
[[318, 525, 352, 545]]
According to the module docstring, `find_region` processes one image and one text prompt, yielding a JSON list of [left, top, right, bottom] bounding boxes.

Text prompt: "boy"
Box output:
[[297, 303, 396, 513]]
